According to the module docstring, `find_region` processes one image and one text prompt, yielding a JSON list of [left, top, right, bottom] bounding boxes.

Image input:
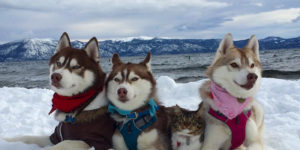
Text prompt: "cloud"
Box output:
[[254, 2, 263, 7], [0, 0, 300, 42], [0, 0, 228, 13], [68, 20, 140, 37], [221, 8, 300, 28], [0, 0, 231, 41]]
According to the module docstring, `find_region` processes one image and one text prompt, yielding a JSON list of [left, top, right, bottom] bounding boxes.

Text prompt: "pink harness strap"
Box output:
[[209, 108, 251, 150]]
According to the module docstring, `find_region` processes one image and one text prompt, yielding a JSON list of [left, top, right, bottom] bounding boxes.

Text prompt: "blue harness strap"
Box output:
[[108, 99, 159, 150], [118, 114, 157, 150], [64, 115, 76, 124]]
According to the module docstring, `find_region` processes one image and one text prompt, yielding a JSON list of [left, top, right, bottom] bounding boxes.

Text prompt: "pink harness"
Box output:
[[209, 108, 251, 149], [209, 82, 252, 149]]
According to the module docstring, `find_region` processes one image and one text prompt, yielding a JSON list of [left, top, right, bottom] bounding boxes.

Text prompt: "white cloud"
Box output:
[[252, 2, 263, 7], [221, 8, 300, 28], [0, 0, 228, 12], [68, 20, 140, 37], [0, 0, 300, 41]]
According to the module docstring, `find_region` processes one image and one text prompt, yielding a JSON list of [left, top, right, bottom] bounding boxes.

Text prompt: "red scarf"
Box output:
[[49, 87, 103, 115]]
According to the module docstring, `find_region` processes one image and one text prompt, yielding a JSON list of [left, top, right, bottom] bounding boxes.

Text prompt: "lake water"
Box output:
[[0, 49, 300, 89]]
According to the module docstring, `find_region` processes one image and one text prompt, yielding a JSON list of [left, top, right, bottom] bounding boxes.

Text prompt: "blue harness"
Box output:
[[108, 99, 159, 150]]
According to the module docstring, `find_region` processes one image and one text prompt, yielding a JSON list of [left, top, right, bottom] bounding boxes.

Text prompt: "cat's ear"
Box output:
[[196, 103, 203, 117], [174, 105, 181, 113]]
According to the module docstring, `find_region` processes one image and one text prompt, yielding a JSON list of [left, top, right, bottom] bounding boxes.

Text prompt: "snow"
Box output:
[[0, 45, 19, 55], [23, 39, 56, 57], [0, 77, 300, 150]]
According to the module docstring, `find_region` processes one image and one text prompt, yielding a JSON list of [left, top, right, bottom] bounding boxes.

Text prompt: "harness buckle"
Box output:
[[127, 112, 138, 119]]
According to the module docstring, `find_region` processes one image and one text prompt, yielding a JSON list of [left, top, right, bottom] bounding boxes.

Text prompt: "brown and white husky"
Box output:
[[106, 53, 171, 150], [199, 33, 264, 150], [4, 33, 115, 150]]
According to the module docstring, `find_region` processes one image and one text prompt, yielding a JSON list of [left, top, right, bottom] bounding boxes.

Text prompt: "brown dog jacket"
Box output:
[[50, 113, 116, 150]]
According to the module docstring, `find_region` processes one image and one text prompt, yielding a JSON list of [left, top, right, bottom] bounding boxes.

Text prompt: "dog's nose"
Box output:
[[118, 88, 127, 97], [247, 73, 258, 82], [51, 73, 62, 83]]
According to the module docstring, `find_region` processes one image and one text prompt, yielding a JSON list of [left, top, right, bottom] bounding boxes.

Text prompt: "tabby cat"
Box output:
[[170, 105, 205, 150]]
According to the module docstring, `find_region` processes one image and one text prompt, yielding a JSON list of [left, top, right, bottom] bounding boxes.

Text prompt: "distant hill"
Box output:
[[0, 36, 299, 62]]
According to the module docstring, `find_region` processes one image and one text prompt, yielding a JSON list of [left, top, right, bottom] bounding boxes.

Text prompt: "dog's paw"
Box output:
[[44, 140, 90, 150], [2, 137, 20, 142], [236, 145, 246, 150], [2, 135, 51, 147]]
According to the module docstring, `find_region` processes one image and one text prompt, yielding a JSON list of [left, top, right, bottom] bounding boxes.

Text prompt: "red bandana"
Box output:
[[48, 87, 103, 115]]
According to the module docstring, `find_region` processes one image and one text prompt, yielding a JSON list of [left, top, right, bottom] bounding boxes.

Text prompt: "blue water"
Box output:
[[0, 49, 300, 88]]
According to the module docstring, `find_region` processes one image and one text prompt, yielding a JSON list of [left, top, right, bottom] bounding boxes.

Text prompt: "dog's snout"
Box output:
[[247, 73, 258, 82], [51, 73, 62, 83], [118, 88, 128, 97]]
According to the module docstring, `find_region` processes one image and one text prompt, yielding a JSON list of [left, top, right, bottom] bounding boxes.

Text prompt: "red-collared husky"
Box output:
[[106, 53, 171, 150], [4, 33, 115, 150], [199, 33, 264, 150]]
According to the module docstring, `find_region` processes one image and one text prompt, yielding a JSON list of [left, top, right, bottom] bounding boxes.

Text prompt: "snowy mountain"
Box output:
[[0, 36, 300, 62], [0, 39, 57, 61]]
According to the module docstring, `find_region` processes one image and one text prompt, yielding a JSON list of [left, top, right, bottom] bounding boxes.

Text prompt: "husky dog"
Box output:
[[170, 105, 205, 150], [4, 33, 115, 150], [199, 33, 264, 150], [106, 53, 171, 150]]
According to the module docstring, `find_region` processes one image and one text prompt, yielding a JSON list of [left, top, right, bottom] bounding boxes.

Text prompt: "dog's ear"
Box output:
[[246, 35, 260, 61], [112, 53, 122, 66], [84, 37, 100, 63], [56, 32, 71, 53], [214, 33, 234, 59], [141, 52, 151, 71]]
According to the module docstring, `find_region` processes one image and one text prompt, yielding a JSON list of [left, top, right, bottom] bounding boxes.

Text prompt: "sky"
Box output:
[[0, 0, 300, 42]]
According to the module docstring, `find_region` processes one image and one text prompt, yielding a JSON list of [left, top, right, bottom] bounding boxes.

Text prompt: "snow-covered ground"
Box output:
[[0, 77, 299, 150]]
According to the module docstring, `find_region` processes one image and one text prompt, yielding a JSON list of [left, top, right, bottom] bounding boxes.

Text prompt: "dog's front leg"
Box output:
[[235, 145, 246, 150], [137, 129, 168, 150], [200, 124, 229, 150], [244, 119, 264, 150], [112, 131, 128, 150], [3, 135, 52, 147], [43, 140, 90, 150]]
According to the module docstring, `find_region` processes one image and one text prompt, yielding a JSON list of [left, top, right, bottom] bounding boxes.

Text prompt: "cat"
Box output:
[[170, 105, 205, 150]]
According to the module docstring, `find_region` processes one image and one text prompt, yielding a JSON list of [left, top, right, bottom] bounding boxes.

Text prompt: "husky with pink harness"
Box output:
[[199, 33, 264, 150]]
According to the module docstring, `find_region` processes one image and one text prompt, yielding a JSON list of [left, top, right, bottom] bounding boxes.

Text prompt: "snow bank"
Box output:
[[0, 87, 56, 137], [157, 76, 205, 110], [0, 77, 299, 150]]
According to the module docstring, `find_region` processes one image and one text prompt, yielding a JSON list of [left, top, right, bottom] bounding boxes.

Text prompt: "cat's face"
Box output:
[[171, 106, 205, 135]]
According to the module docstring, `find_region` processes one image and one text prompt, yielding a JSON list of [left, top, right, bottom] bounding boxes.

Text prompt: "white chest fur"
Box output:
[[172, 129, 202, 150]]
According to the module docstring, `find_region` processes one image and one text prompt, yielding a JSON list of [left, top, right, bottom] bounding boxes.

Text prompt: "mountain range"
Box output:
[[0, 36, 299, 62]]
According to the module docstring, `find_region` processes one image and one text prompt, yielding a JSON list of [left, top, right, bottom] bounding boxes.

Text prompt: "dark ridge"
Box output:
[[263, 70, 300, 79], [175, 76, 206, 83], [153, 64, 209, 72]]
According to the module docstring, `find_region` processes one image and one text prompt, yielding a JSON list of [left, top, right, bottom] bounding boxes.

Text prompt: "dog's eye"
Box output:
[[72, 65, 81, 69], [114, 78, 120, 82], [131, 77, 139, 81], [56, 62, 62, 67], [230, 63, 239, 68], [250, 64, 255, 68]]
